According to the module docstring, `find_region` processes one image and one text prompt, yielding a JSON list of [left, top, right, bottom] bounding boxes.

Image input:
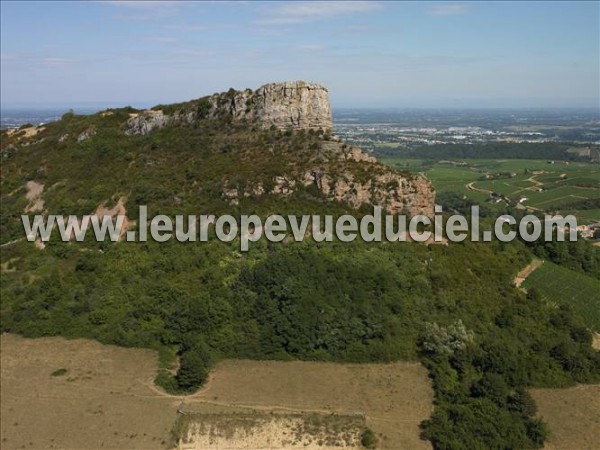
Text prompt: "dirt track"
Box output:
[[514, 259, 544, 288]]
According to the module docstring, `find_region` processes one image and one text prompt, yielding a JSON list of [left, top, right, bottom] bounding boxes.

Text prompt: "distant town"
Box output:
[[333, 108, 600, 149]]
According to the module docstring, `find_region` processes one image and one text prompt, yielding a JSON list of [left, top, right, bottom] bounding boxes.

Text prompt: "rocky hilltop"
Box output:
[[125, 81, 332, 135], [121, 81, 434, 217], [2, 81, 434, 221], [210, 81, 333, 131]]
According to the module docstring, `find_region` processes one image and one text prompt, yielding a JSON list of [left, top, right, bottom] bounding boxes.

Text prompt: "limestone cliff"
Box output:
[[208, 81, 332, 131], [124, 81, 332, 135]]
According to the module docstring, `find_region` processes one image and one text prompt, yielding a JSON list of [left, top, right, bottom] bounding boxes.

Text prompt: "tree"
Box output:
[[197, 98, 211, 119], [471, 373, 509, 406], [507, 388, 537, 416], [422, 320, 474, 356], [176, 348, 209, 391], [361, 428, 377, 449]]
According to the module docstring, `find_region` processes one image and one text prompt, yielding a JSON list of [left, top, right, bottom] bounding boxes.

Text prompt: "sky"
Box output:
[[1, 1, 599, 109]]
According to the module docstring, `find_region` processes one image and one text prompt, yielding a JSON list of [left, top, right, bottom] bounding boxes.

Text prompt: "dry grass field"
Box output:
[[0, 333, 177, 450], [182, 360, 434, 450], [1, 334, 434, 450], [530, 384, 600, 450]]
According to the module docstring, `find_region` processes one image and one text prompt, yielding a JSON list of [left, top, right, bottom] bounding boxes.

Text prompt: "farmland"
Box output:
[[177, 359, 434, 450], [0, 334, 434, 450], [522, 261, 600, 331], [380, 157, 600, 223]]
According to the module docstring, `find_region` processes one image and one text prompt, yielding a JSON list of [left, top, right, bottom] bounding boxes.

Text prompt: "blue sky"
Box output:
[[1, 1, 598, 109]]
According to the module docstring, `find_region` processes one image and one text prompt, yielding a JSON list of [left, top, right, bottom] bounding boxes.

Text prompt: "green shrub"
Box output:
[[361, 428, 376, 449]]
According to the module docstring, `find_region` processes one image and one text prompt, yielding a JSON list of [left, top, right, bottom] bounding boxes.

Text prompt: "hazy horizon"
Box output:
[[2, 103, 599, 114], [2, 1, 598, 110]]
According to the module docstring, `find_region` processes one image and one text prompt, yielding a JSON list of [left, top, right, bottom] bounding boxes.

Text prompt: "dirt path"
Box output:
[[142, 378, 421, 424], [526, 174, 543, 186], [0, 238, 24, 248], [514, 259, 544, 288], [466, 181, 493, 194]]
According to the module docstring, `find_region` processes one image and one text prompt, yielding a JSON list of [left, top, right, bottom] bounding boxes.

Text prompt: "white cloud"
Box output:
[[296, 44, 326, 52], [103, 1, 179, 8], [1, 54, 77, 68], [143, 36, 178, 43], [427, 3, 471, 16], [40, 58, 74, 68], [256, 1, 382, 25], [161, 23, 208, 31], [170, 49, 217, 58], [0, 53, 19, 62], [103, 0, 183, 20]]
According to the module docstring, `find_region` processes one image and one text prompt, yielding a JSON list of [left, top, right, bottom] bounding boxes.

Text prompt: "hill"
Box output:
[[1, 82, 599, 450], [0, 82, 434, 245]]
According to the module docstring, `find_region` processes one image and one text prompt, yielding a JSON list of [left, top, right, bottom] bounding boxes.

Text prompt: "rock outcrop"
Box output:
[[124, 110, 168, 136], [221, 142, 435, 217], [226, 81, 332, 131], [257, 81, 332, 130], [301, 168, 435, 217], [124, 81, 332, 135], [121, 81, 435, 216], [77, 127, 96, 143]]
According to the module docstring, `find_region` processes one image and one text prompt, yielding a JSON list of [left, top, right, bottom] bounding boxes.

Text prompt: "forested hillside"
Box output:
[[2, 104, 599, 449]]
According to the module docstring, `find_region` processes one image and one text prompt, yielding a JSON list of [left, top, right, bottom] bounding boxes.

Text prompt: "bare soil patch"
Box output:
[[94, 196, 132, 240], [530, 384, 600, 450], [7, 126, 45, 139], [514, 258, 544, 287], [175, 412, 366, 450], [24, 180, 44, 213], [593, 333, 600, 351]]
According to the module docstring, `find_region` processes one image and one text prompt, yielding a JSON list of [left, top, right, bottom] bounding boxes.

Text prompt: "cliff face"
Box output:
[[245, 81, 332, 131], [206, 81, 332, 131], [125, 81, 332, 135]]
